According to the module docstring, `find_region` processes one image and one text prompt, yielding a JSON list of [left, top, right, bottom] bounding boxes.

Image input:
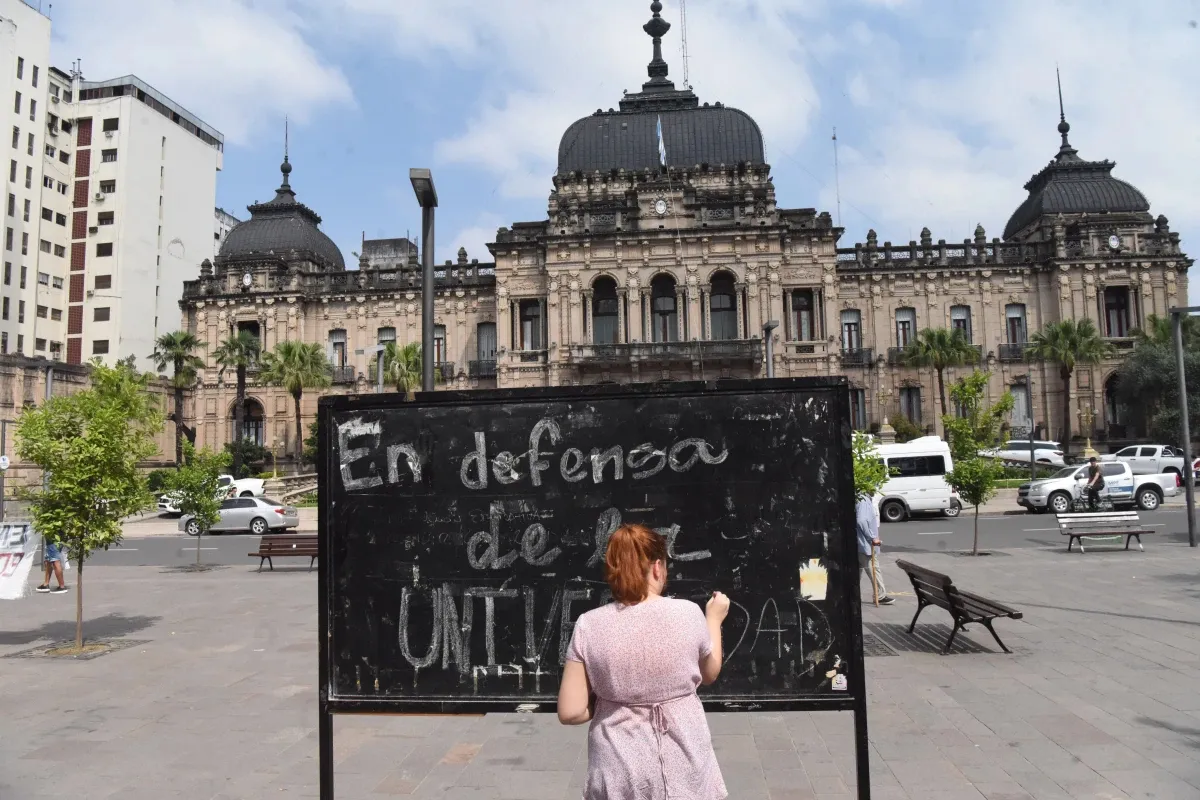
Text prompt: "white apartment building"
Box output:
[[215, 206, 240, 259]]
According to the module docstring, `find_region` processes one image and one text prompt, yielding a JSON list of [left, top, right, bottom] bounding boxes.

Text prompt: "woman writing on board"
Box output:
[[558, 523, 730, 800]]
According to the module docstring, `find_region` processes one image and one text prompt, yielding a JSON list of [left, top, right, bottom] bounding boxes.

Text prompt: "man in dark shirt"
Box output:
[[1086, 457, 1105, 510]]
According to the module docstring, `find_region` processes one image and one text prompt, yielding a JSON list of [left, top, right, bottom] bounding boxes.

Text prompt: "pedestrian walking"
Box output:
[[857, 495, 894, 605], [35, 537, 68, 594], [557, 523, 729, 800]]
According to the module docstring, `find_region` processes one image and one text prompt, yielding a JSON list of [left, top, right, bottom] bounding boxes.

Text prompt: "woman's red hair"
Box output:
[[604, 523, 668, 605]]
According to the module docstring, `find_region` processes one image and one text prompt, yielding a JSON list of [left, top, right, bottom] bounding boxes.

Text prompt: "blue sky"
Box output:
[[48, 0, 1199, 304]]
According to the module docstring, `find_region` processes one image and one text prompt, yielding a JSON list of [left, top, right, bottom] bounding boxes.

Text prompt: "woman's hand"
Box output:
[[706, 591, 730, 623]]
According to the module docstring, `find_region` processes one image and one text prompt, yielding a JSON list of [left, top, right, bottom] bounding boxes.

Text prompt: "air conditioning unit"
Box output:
[[86, 290, 94, 298], [104, 130, 114, 138], [47, 127, 56, 137], [88, 226, 98, 234], [93, 192, 104, 201], [51, 96, 59, 104]]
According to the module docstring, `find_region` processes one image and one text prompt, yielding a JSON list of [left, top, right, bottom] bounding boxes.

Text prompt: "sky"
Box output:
[[45, 0, 1200, 305]]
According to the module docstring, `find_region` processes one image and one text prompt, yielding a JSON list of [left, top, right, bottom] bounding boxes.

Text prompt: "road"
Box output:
[[78, 506, 1199, 567]]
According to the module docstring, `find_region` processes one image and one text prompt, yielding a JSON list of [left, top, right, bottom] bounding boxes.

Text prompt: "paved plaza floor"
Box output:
[[3, 541, 1200, 799]]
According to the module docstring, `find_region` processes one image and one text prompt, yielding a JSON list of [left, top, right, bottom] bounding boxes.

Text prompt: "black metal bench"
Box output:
[[249, 534, 318, 572], [895, 559, 1024, 655], [1057, 511, 1151, 553]]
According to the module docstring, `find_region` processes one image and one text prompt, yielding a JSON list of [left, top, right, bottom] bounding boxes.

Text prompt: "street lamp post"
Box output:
[[410, 169, 439, 393], [762, 320, 779, 379], [1170, 306, 1197, 547]]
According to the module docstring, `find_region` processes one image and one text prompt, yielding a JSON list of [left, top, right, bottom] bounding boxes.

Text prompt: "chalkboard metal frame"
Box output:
[[317, 378, 870, 800]]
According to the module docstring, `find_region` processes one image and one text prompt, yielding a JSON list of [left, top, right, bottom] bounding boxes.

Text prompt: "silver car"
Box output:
[[179, 497, 300, 536]]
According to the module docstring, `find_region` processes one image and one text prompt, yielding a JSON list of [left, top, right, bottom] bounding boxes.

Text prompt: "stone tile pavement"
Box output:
[[3, 542, 1200, 799]]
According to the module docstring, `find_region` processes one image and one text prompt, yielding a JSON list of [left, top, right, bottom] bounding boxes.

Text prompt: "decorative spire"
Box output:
[[1054, 67, 1078, 161], [280, 116, 292, 188], [643, 1, 673, 88]]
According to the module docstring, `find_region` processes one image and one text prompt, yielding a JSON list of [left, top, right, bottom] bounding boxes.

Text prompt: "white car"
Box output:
[[982, 439, 1066, 467], [157, 474, 266, 515], [875, 436, 962, 522]]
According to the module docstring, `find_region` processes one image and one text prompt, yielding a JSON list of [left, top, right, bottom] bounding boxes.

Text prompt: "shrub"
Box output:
[[891, 414, 923, 443], [146, 468, 172, 494]]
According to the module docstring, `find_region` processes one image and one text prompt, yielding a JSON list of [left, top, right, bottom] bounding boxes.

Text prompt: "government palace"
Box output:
[[178, 1, 1191, 463]]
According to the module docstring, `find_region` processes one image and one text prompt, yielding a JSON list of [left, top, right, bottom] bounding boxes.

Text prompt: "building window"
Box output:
[[62, 91, 72, 104], [434, 325, 447, 363], [99, 180, 115, 193], [849, 388, 867, 431], [899, 386, 922, 425], [3, 227, 10, 251], [650, 274, 678, 343], [22, 197, 28, 221], [2, 262, 8, 285], [38, 240, 49, 254], [94, 274, 111, 290], [29, 99, 34, 121], [1005, 304, 1027, 344], [96, 242, 113, 257], [92, 339, 109, 355], [1, 331, 6, 354], [41, 207, 51, 221], [10, 127, 17, 149], [895, 307, 916, 348], [93, 307, 110, 322], [7, 160, 14, 183], [328, 329, 347, 367], [1010, 383, 1031, 431], [53, 245, 63, 258], [26, 132, 32, 156], [44, 143, 54, 158], [840, 309, 862, 352], [1104, 287, 1131, 338], [31, 66, 37, 87], [58, 150, 68, 165], [13, 91, 20, 114], [98, 211, 114, 225], [476, 322, 497, 361], [2, 297, 7, 320], [50, 308, 61, 321], [20, 232, 27, 254], [36, 305, 46, 319], [34, 338, 44, 352], [18, 300, 24, 323], [19, 266, 25, 288], [376, 326, 396, 345], [37, 271, 47, 285], [237, 399, 266, 446], [591, 277, 619, 344], [42, 175, 52, 189], [5, 194, 12, 217], [101, 149, 117, 163], [49, 341, 61, 358], [102, 118, 119, 132], [24, 165, 30, 189], [51, 276, 61, 288], [55, 212, 65, 226], [950, 305, 973, 343], [709, 272, 738, 341], [15, 334, 22, 354], [790, 289, 816, 341], [518, 299, 543, 350], [15, 58, 22, 80]]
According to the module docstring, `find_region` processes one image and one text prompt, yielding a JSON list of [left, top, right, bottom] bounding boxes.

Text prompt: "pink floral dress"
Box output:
[[566, 597, 728, 800]]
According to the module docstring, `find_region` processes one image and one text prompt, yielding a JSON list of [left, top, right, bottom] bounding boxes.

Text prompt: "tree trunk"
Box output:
[[75, 552, 83, 649], [174, 357, 184, 468], [233, 366, 246, 476], [972, 504, 980, 556], [1061, 366, 1073, 459], [196, 525, 202, 566], [293, 390, 304, 465]]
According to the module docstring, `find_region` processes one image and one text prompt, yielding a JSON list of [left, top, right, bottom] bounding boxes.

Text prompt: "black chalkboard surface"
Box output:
[[317, 378, 865, 716]]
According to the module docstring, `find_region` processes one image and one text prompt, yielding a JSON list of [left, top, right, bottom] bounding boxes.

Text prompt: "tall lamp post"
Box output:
[[1170, 306, 1197, 547], [410, 169, 438, 393]]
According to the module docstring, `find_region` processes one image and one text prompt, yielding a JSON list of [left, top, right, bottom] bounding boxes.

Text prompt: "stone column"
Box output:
[[675, 287, 685, 341], [735, 284, 746, 339], [617, 289, 627, 344], [782, 290, 791, 341], [583, 290, 593, 344]]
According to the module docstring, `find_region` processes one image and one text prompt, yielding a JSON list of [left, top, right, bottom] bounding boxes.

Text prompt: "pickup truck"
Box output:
[[1018, 460, 1178, 513], [1100, 445, 1187, 477], [157, 474, 266, 515]]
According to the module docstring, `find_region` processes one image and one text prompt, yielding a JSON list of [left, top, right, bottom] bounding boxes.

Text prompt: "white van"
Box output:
[[875, 436, 960, 523]]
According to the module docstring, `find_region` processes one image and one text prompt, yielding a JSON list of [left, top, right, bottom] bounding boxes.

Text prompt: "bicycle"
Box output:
[[1070, 482, 1114, 513]]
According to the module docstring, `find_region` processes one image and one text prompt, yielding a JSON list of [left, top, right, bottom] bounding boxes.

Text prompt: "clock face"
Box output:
[[242, 272, 252, 287], [1108, 234, 1121, 250], [654, 199, 669, 216]]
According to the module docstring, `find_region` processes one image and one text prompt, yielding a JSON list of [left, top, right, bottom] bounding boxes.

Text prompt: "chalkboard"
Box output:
[[317, 378, 865, 715]]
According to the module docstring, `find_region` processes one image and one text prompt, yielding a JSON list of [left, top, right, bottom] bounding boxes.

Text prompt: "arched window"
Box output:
[[950, 305, 972, 343], [1105, 374, 1125, 433], [650, 274, 678, 343], [895, 307, 916, 348], [709, 272, 737, 340], [592, 277, 618, 344], [234, 398, 265, 446]]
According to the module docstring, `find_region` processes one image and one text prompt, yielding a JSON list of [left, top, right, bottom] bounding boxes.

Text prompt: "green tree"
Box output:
[[890, 414, 923, 443], [259, 340, 331, 463], [852, 433, 889, 502], [942, 371, 1015, 464], [1026, 319, 1113, 456], [945, 457, 1005, 556], [303, 419, 320, 466], [161, 441, 229, 567], [902, 328, 981, 428], [15, 360, 162, 650], [149, 331, 206, 468], [223, 439, 270, 479], [1131, 313, 1200, 348], [1113, 336, 1200, 443], [214, 330, 261, 476], [383, 341, 424, 400]]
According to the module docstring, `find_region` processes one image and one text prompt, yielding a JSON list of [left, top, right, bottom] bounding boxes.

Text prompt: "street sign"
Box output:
[[0, 455, 11, 470]]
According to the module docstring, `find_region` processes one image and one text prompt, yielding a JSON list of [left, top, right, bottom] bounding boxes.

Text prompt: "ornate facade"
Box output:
[[179, 1, 1190, 461]]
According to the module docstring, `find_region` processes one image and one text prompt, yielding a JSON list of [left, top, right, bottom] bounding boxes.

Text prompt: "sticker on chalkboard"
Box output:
[[799, 558, 828, 601], [831, 674, 848, 691]]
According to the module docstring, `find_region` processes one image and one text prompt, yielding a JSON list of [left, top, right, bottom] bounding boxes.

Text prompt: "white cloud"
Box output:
[[51, 0, 353, 145], [450, 213, 506, 266]]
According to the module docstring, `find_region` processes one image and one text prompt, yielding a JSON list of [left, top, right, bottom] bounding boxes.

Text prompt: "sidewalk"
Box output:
[[3, 541, 1200, 798]]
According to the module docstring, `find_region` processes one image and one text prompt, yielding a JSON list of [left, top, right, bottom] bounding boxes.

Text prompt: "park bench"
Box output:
[[1056, 511, 1151, 553], [249, 534, 318, 572], [895, 560, 1024, 655]]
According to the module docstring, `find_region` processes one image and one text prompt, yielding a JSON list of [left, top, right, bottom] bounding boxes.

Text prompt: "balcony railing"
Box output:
[[331, 365, 356, 385], [998, 343, 1027, 362], [887, 347, 909, 366], [840, 348, 873, 367], [469, 359, 497, 379], [1106, 337, 1136, 352], [435, 362, 456, 382], [570, 339, 763, 365]]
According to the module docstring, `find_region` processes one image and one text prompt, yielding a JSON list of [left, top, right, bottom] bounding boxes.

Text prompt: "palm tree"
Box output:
[[1026, 319, 1113, 457], [149, 331, 206, 467], [1132, 313, 1200, 348], [383, 341, 424, 400], [213, 330, 262, 476], [260, 341, 331, 464], [902, 328, 981, 427]]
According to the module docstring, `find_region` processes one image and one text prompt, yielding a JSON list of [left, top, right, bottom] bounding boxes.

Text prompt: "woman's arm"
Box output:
[[557, 660, 593, 725], [700, 591, 729, 685]]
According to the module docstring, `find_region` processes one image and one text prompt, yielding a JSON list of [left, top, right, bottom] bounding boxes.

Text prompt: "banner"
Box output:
[[0, 522, 39, 600]]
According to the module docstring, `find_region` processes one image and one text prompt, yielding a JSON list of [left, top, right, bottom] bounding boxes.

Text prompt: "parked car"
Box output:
[[1100, 445, 1187, 477], [1017, 461, 1178, 513], [179, 497, 299, 536], [981, 439, 1065, 467], [875, 436, 962, 522], [158, 474, 266, 514]]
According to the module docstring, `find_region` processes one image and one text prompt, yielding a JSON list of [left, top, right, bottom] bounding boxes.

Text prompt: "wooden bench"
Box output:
[[1056, 511, 1151, 553], [249, 534, 318, 572], [895, 560, 1024, 655]]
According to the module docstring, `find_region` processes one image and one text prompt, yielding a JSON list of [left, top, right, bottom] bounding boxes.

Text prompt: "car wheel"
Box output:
[[1136, 487, 1162, 511], [943, 500, 962, 518], [249, 517, 269, 536], [240, 491, 254, 498], [881, 501, 907, 523], [185, 520, 201, 536], [1048, 492, 1072, 514]]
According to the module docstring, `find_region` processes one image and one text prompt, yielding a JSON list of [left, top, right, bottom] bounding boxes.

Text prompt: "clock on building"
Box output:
[[1107, 234, 1121, 251], [654, 198, 669, 217], [242, 272, 253, 288]]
